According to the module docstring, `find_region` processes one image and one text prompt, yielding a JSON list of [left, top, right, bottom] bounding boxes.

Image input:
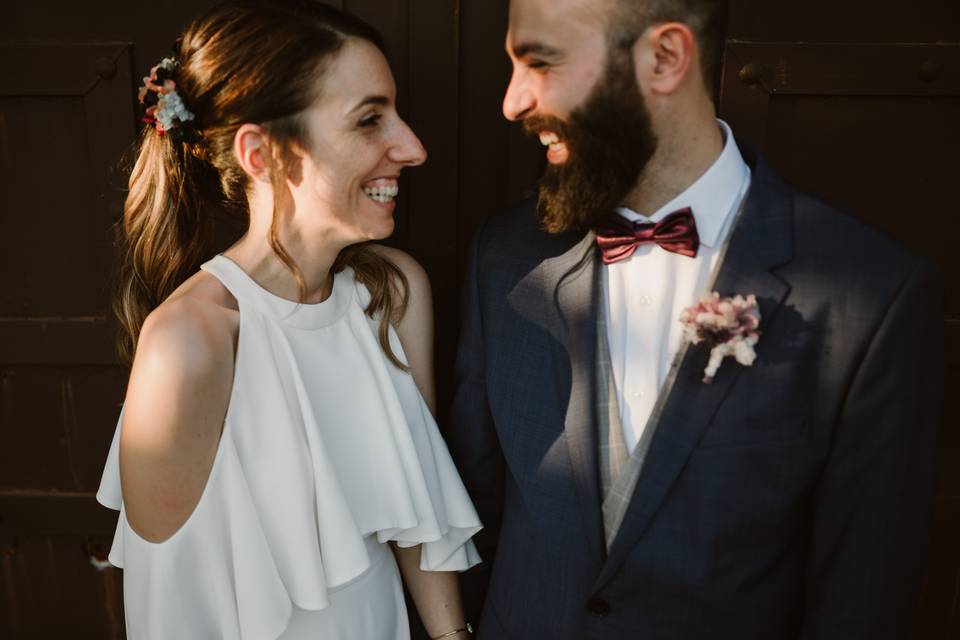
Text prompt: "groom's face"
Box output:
[[504, 0, 609, 129], [504, 0, 658, 233]]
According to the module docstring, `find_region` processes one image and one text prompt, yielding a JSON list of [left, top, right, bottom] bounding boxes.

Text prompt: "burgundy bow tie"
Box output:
[[595, 208, 700, 264]]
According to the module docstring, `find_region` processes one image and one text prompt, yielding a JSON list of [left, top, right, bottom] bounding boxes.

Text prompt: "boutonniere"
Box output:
[[680, 292, 761, 384]]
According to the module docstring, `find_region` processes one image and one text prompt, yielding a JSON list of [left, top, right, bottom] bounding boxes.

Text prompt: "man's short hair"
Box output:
[[606, 0, 729, 95]]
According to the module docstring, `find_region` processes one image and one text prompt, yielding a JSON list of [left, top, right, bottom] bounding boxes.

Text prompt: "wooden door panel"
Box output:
[[916, 537, 960, 639], [0, 42, 134, 356], [720, 39, 960, 636], [727, 0, 960, 43], [0, 366, 124, 492], [0, 321, 116, 366], [0, 43, 133, 491], [765, 94, 959, 284], [0, 41, 133, 638], [457, 0, 509, 257], [0, 534, 123, 639], [402, 0, 461, 416], [721, 43, 960, 297], [2, 95, 104, 315], [457, 0, 544, 272]]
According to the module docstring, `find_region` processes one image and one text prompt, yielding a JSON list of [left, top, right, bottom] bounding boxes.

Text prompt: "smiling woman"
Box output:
[[96, 2, 481, 639]]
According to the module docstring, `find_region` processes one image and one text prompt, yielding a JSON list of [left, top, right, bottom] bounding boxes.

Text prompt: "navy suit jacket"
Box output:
[[448, 151, 943, 639]]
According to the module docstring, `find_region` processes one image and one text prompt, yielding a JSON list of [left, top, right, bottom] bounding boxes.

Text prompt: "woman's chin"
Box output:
[[356, 218, 395, 243]]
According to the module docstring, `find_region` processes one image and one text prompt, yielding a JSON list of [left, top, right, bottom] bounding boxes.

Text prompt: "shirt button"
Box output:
[[586, 597, 610, 617], [631, 390, 642, 398]]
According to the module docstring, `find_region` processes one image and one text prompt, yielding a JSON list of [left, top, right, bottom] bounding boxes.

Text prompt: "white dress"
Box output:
[[97, 255, 482, 640]]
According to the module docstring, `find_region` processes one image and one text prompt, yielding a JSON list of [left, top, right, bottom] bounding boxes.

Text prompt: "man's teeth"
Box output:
[[363, 184, 399, 203], [539, 132, 560, 146]]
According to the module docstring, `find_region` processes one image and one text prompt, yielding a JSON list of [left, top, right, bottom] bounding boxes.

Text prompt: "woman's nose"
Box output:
[[389, 120, 427, 167]]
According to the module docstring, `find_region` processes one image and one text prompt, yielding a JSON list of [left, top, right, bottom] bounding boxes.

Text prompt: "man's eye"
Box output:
[[527, 60, 550, 70], [359, 114, 382, 128]]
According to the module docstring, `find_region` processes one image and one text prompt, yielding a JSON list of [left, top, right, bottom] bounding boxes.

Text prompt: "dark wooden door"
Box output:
[[2, 0, 957, 637], [0, 38, 137, 638]]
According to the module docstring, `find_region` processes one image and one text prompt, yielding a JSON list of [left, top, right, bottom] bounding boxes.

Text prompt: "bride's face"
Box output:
[[290, 38, 427, 245]]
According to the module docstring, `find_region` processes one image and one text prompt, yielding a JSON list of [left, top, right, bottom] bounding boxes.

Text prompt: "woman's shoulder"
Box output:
[[141, 270, 239, 370], [365, 244, 431, 299]]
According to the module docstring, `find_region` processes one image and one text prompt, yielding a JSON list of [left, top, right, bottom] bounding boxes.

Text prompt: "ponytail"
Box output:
[[113, 129, 217, 364]]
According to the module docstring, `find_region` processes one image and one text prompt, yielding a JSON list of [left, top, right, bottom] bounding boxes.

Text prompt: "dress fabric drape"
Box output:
[[97, 255, 482, 640]]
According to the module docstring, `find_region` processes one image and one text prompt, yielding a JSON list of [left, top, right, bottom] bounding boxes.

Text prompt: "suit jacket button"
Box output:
[[586, 597, 610, 617]]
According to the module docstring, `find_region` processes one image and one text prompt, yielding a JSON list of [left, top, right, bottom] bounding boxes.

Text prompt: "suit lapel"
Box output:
[[594, 159, 796, 587], [531, 231, 607, 564]]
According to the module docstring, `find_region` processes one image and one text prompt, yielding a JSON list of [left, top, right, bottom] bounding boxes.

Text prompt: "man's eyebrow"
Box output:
[[348, 95, 390, 114], [511, 42, 563, 59]]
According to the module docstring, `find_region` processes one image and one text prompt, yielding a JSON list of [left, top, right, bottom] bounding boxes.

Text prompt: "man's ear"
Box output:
[[233, 123, 271, 183], [633, 22, 698, 96]]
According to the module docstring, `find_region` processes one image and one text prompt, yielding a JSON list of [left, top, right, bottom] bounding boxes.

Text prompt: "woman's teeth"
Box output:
[[362, 183, 399, 203]]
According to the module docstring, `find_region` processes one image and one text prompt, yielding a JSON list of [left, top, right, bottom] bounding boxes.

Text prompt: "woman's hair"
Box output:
[[114, 0, 410, 367]]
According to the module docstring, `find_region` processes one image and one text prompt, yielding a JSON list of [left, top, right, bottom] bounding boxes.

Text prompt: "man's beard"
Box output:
[[524, 49, 658, 234]]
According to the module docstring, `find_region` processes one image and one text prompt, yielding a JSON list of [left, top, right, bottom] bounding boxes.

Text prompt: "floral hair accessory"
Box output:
[[138, 57, 195, 137], [680, 292, 761, 384]]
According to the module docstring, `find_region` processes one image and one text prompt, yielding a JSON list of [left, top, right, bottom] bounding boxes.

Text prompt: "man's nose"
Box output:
[[502, 68, 537, 121]]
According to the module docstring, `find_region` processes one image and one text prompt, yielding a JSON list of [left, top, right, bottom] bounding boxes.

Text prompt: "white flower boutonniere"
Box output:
[[680, 292, 761, 384]]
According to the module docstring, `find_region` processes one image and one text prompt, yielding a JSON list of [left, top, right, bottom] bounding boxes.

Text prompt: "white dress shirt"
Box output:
[[603, 120, 751, 451]]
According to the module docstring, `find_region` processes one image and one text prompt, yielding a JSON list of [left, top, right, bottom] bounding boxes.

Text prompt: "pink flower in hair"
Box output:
[[679, 292, 761, 383], [137, 57, 194, 136]]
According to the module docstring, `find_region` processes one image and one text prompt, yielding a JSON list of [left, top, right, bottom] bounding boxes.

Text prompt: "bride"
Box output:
[[96, 2, 481, 638]]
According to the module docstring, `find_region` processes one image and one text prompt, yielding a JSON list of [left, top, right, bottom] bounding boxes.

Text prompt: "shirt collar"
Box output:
[[616, 119, 750, 249]]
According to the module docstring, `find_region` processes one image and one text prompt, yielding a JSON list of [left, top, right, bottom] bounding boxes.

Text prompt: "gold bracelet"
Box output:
[[431, 623, 472, 639]]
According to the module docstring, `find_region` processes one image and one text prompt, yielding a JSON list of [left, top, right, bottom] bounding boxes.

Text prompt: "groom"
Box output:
[[448, 0, 943, 638]]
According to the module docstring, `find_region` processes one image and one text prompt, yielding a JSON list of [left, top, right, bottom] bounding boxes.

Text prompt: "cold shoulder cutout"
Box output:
[[97, 255, 482, 640]]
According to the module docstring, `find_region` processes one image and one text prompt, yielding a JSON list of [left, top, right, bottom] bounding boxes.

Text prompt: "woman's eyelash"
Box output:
[[359, 114, 382, 127]]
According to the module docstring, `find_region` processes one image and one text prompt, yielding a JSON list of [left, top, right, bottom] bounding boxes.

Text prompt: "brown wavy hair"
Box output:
[[114, 0, 409, 368]]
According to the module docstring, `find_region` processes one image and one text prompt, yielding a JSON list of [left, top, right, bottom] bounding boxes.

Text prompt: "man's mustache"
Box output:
[[522, 115, 576, 143]]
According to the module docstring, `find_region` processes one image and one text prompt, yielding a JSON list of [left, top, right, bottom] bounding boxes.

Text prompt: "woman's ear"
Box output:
[[233, 123, 271, 183], [635, 22, 697, 96]]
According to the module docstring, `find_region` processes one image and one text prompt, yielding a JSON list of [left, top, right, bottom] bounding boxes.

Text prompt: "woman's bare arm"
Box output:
[[371, 245, 470, 640], [120, 292, 236, 543]]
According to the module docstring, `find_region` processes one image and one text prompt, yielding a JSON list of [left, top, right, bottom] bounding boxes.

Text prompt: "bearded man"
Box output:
[[447, 0, 943, 638]]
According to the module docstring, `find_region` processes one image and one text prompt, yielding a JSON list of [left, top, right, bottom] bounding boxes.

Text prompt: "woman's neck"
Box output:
[[224, 213, 344, 304]]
